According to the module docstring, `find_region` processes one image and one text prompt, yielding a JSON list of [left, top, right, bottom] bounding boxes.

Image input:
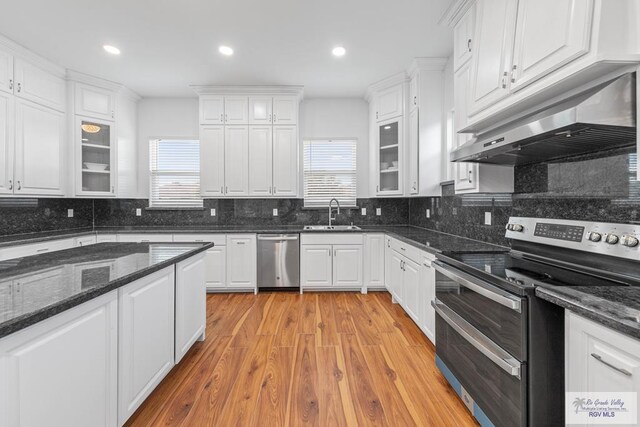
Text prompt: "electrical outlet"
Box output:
[[67, 209, 73, 218], [376, 208, 381, 216], [136, 208, 142, 217], [210, 208, 216, 216], [484, 212, 492, 225], [452, 207, 458, 215], [426, 209, 430, 218], [361, 208, 366, 216], [273, 208, 278, 217]]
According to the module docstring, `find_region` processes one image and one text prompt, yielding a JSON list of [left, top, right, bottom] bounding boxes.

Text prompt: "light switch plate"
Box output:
[[136, 208, 142, 216], [210, 208, 216, 216], [484, 211, 492, 225], [426, 209, 430, 218], [361, 208, 366, 216], [376, 208, 381, 216], [273, 208, 278, 217], [67, 209, 73, 218]]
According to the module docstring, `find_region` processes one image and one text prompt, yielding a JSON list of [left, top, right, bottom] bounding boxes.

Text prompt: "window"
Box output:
[[149, 139, 203, 208], [303, 139, 357, 208]]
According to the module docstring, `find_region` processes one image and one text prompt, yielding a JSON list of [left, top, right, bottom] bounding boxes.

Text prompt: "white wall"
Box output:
[[299, 98, 370, 198], [136, 98, 200, 197]]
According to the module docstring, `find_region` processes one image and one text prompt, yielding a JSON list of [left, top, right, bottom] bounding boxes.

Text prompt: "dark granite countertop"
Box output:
[[0, 242, 212, 339], [0, 225, 507, 255], [536, 286, 640, 340]]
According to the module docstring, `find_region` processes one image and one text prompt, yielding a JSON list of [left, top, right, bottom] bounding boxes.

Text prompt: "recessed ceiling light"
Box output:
[[219, 45, 234, 56], [332, 46, 346, 57], [103, 45, 121, 55]]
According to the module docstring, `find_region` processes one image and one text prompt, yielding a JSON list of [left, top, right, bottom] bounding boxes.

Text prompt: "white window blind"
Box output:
[[149, 139, 203, 208], [303, 139, 357, 208]]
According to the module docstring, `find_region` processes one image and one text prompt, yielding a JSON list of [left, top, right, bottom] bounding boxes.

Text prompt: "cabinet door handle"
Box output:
[[468, 170, 473, 183], [225, 114, 228, 122], [273, 114, 276, 122], [376, 112, 379, 120], [376, 185, 379, 193], [220, 186, 223, 194], [16, 180, 21, 190], [111, 186, 114, 193], [8, 179, 12, 190], [237, 241, 246, 245], [269, 114, 272, 122], [590, 353, 632, 376], [36, 248, 49, 253], [501, 72, 507, 89], [8, 79, 13, 90], [467, 39, 472, 52], [225, 186, 228, 194], [220, 113, 224, 122], [111, 111, 114, 119], [511, 64, 517, 83], [16, 82, 21, 93]]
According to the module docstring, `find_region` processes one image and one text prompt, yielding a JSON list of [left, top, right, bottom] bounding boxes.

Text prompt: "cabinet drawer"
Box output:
[[389, 237, 424, 264], [301, 233, 363, 246], [117, 234, 173, 243], [172, 234, 226, 245], [0, 238, 75, 261]]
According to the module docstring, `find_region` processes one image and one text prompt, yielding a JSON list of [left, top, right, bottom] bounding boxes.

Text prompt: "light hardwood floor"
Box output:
[[125, 291, 478, 426]]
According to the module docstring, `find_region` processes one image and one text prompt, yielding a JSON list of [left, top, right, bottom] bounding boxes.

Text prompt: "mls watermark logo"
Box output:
[[566, 392, 637, 424]]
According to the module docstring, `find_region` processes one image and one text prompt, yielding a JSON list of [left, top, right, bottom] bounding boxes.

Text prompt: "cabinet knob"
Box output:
[[220, 114, 224, 122], [8, 79, 13, 90], [467, 39, 472, 52], [16, 82, 21, 93]]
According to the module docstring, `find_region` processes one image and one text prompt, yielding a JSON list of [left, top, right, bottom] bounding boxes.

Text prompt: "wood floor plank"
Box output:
[[339, 334, 388, 426], [289, 334, 320, 426], [124, 292, 479, 427]]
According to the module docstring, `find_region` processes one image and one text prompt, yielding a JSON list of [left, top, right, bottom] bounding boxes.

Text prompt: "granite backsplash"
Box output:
[[1, 149, 638, 246]]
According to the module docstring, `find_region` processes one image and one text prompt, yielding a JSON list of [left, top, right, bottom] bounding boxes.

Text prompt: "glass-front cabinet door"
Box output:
[[377, 118, 403, 195], [76, 117, 115, 196]]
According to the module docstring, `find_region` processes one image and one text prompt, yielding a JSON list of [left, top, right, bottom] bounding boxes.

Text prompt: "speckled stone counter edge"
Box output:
[[0, 243, 213, 339]]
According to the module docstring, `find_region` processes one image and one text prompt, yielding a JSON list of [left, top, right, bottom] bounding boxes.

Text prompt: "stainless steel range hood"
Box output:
[[451, 73, 636, 166]]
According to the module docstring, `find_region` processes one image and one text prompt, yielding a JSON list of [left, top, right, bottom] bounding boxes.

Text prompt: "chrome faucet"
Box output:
[[328, 198, 340, 228]]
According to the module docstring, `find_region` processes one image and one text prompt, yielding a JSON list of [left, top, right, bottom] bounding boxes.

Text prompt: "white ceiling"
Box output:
[[0, 0, 453, 98]]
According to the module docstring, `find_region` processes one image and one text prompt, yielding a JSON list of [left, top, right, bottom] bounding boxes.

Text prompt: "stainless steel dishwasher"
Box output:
[[257, 234, 300, 289]]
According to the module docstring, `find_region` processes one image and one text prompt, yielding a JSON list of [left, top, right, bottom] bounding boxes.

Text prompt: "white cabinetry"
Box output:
[[0, 49, 13, 95], [175, 254, 206, 363], [118, 267, 175, 425], [364, 233, 385, 290], [566, 311, 640, 406], [226, 234, 257, 291], [453, 3, 476, 72], [0, 91, 12, 195], [0, 291, 118, 427], [74, 83, 115, 121], [198, 88, 301, 198], [418, 254, 436, 344], [374, 84, 404, 122], [301, 233, 363, 290], [13, 58, 65, 112], [173, 234, 227, 292], [14, 99, 65, 196], [408, 108, 419, 194]]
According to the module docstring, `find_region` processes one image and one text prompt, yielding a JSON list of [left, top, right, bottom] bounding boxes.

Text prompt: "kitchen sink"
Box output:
[[303, 225, 361, 231]]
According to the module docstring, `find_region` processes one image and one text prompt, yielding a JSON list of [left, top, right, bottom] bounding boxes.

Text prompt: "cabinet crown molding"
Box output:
[[0, 34, 66, 77], [66, 69, 141, 101], [438, 0, 475, 27], [365, 71, 408, 101], [407, 57, 449, 76], [190, 85, 304, 100]]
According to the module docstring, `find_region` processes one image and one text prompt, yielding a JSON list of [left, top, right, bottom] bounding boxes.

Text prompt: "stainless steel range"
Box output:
[[433, 217, 640, 427]]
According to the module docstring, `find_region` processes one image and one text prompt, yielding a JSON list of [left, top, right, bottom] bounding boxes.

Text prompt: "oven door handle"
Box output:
[[432, 261, 522, 313], [432, 299, 521, 378]]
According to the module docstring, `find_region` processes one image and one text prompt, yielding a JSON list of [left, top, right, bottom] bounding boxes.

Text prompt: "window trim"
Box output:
[[302, 137, 358, 209], [148, 137, 203, 209]]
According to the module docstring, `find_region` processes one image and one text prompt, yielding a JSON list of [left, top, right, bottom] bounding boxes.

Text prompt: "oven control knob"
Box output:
[[621, 235, 639, 247], [605, 234, 619, 245], [511, 224, 524, 232], [587, 232, 602, 242]]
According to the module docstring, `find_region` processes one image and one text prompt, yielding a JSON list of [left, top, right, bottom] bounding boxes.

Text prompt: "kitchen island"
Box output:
[[0, 242, 211, 427]]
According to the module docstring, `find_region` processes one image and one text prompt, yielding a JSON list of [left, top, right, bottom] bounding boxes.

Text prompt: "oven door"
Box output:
[[433, 260, 527, 360], [434, 298, 527, 427]]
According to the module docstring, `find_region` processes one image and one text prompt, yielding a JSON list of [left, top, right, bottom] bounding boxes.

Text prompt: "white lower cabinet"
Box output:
[[116, 233, 173, 243], [118, 267, 175, 426], [0, 238, 75, 261], [301, 233, 363, 290], [175, 254, 206, 363], [384, 236, 393, 291], [401, 258, 420, 322], [418, 255, 436, 344], [364, 233, 385, 289], [226, 234, 257, 291], [389, 251, 404, 303], [172, 234, 227, 291], [566, 311, 640, 400], [0, 291, 118, 427]]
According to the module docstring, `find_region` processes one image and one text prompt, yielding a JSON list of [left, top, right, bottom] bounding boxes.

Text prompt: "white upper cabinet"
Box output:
[[14, 99, 65, 196], [0, 92, 14, 195], [75, 116, 116, 196], [0, 50, 13, 95], [200, 95, 225, 125], [375, 84, 404, 122], [408, 75, 419, 111], [510, 0, 593, 91], [74, 83, 115, 121], [248, 126, 273, 196], [249, 96, 273, 125], [453, 4, 476, 71], [468, 0, 518, 115], [272, 126, 298, 197], [13, 58, 65, 112], [224, 96, 249, 124], [224, 126, 249, 196], [200, 126, 225, 197], [408, 108, 419, 195], [273, 96, 297, 125]]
